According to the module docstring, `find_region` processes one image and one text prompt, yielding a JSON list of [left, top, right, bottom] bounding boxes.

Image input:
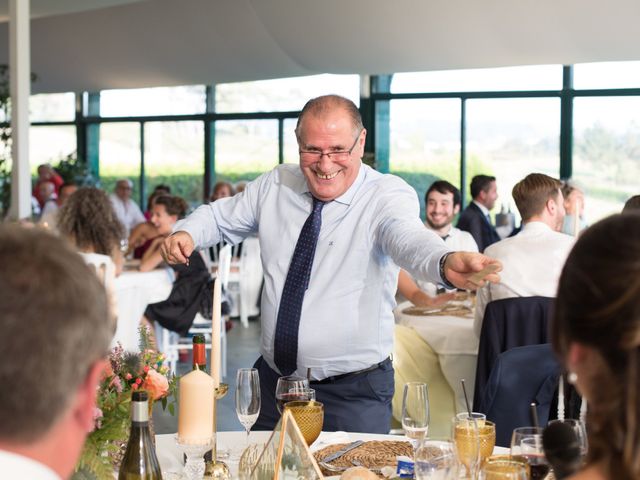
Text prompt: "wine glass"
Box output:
[[452, 415, 480, 479], [236, 368, 261, 448], [548, 418, 588, 459], [402, 382, 430, 442], [510, 427, 550, 480], [414, 437, 458, 479], [275, 375, 309, 414], [283, 400, 324, 446]]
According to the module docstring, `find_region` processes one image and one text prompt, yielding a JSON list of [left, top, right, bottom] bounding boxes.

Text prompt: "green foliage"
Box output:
[[0, 65, 11, 218], [54, 151, 98, 186]]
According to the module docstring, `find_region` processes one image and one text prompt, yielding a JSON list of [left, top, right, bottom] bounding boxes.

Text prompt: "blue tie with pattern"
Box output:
[[274, 196, 325, 375]]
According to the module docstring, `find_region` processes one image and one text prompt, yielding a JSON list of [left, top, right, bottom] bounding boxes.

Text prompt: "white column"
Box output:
[[8, 0, 31, 220]]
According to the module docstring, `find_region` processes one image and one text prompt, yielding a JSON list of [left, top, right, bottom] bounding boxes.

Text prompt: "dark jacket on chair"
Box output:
[[457, 202, 501, 252], [473, 296, 554, 411], [481, 343, 560, 446]]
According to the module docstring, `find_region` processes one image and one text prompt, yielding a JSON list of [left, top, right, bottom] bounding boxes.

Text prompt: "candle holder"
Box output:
[[176, 435, 214, 480], [204, 383, 231, 480]]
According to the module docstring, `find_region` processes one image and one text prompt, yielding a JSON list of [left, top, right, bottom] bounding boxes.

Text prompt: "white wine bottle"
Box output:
[[118, 390, 163, 479]]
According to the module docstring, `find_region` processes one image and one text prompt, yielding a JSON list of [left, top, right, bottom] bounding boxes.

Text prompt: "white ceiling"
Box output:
[[1, 0, 640, 94]]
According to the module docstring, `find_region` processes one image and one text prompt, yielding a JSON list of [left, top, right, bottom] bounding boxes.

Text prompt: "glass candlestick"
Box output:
[[204, 383, 231, 480], [176, 435, 214, 480]]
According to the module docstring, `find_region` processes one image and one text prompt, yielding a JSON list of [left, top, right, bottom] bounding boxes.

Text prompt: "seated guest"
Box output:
[[622, 194, 640, 213], [141, 195, 226, 336], [109, 179, 146, 236], [561, 180, 588, 236], [39, 182, 78, 229], [128, 188, 169, 259], [33, 163, 64, 208], [398, 180, 477, 305], [210, 181, 234, 202], [552, 214, 640, 479], [0, 226, 111, 478], [58, 187, 125, 276], [37, 181, 57, 219], [474, 173, 574, 337], [144, 184, 172, 220], [457, 175, 501, 252]]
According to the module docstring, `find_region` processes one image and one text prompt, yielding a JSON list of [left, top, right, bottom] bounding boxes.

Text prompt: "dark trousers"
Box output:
[[252, 356, 394, 434]]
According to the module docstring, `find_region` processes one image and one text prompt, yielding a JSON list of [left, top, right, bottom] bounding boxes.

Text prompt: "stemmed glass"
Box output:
[[235, 368, 261, 449], [510, 427, 549, 480], [402, 382, 430, 443], [452, 415, 480, 479], [275, 375, 309, 414], [414, 437, 458, 479], [548, 418, 588, 460]]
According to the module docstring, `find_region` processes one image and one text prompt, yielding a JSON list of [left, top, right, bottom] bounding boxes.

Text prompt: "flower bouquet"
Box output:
[[73, 327, 177, 479]]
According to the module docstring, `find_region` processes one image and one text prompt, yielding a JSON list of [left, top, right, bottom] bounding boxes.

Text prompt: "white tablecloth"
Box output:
[[156, 430, 509, 477], [113, 268, 174, 351], [394, 301, 479, 412]]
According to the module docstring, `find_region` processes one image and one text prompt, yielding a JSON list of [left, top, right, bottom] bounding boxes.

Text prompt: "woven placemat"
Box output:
[[402, 304, 473, 317], [314, 440, 413, 476]]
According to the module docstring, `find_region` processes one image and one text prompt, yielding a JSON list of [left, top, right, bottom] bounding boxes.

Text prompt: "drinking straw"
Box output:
[[530, 402, 539, 428], [461, 379, 472, 416], [307, 367, 311, 383]]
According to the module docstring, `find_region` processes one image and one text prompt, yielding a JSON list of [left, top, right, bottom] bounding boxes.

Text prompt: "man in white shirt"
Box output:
[[39, 182, 78, 229], [474, 173, 575, 337], [109, 178, 146, 236], [0, 227, 111, 479], [162, 95, 501, 432], [398, 180, 479, 303]]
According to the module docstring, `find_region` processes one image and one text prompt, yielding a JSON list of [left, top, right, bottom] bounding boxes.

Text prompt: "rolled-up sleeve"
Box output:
[[375, 176, 452, 285]]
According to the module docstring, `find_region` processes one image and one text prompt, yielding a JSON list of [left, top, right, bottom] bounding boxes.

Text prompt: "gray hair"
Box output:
[[0, 226, 111, 442], [295, 94, 363, 139]]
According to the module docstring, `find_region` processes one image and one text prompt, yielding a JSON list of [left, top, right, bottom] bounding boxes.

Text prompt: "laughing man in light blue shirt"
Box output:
[[163, 95, 501, 433]]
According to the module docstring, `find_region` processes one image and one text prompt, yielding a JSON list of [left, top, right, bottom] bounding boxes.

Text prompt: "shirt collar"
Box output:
[[472, 200, 490, 216], [521, 221, 554, 234], [299, 162, 366, 206], [425, 223, 454, 238]]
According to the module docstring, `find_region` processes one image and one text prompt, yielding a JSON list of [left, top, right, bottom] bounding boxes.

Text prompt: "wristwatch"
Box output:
[[438, 252, 456, 290]]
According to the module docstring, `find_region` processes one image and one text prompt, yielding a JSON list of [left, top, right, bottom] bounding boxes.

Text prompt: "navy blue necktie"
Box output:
[[274, 197, 325, 375]]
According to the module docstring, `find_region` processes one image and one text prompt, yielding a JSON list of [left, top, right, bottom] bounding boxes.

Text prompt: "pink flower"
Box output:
[[132, 383, 139, 390], [93, 407, 103, 430], [142, 368, 169, 400], [143, 365, 150, 373], [135, 378, 142, 385], [125, 373, 132, 380]]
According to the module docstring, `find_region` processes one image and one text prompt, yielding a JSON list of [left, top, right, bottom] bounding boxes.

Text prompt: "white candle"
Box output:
[[558, 376, 565, 421], [212, 277, 221, 388], [178, 369, 215, 443]]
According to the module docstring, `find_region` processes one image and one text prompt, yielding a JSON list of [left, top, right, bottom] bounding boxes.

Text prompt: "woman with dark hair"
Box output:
[[57, 187, 125, 274], [552, 214, 640, 479], [141, 195, 225, 336]]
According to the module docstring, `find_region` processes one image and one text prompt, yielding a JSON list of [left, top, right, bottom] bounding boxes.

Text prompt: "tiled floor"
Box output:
[[154, 318, 262, 434]]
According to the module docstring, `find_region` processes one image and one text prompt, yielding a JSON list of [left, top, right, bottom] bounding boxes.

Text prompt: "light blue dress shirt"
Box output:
[[176, 163, 450, 380]]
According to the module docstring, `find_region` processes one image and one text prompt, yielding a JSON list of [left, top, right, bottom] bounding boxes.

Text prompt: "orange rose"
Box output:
[[142, 369, 169, 400]]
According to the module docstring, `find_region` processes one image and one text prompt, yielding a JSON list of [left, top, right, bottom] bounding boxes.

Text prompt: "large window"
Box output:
[[215, 120, 279, 183], [389, 99, 461, 217], [573, 97, 640, 221], [99, 123, 141, 202], [466, 98, 560, 219], [30, 93, 75, 122], [216, 74, 360, 113], [100, 86, 206, 117], [392, 65, 562, 93], [30, 126, 76, 169], [144, 121, 204, 206], [574, 61, 640, 90]]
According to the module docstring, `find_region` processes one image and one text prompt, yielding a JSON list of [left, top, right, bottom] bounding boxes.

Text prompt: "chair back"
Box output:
[[79, 252, 116, 289], [473, 296, 554, 411], [217, 244, 233, 289], [481, 343, 560, 446]]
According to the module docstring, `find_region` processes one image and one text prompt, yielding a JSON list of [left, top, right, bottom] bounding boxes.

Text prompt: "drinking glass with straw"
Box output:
[[453, 379, 481, 479]]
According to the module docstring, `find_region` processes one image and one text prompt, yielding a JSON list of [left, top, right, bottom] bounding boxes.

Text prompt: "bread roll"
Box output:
[[339, 466, 378, 480]]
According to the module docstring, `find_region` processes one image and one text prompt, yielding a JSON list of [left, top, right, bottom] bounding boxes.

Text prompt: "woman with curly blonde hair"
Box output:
[[552, 213, 640, 479], [57, 187, 125, 275]]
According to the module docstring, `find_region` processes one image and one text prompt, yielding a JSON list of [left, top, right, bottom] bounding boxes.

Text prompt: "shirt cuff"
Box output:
[[438, 252, 456, 290]]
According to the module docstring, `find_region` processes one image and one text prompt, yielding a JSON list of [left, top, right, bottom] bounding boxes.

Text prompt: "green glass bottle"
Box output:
[[192, 334, 207, 373], [118, 390, 162, 479]]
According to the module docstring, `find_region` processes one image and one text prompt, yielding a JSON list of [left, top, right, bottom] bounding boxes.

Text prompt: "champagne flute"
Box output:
[[402, 382, 430, 442], [275, 375, 309, 414], [510, 427, 549, 480], [236, 368, 261, 448]]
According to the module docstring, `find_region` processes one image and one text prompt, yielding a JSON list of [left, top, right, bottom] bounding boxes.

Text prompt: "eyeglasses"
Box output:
[[299, 130, 362, 162]]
